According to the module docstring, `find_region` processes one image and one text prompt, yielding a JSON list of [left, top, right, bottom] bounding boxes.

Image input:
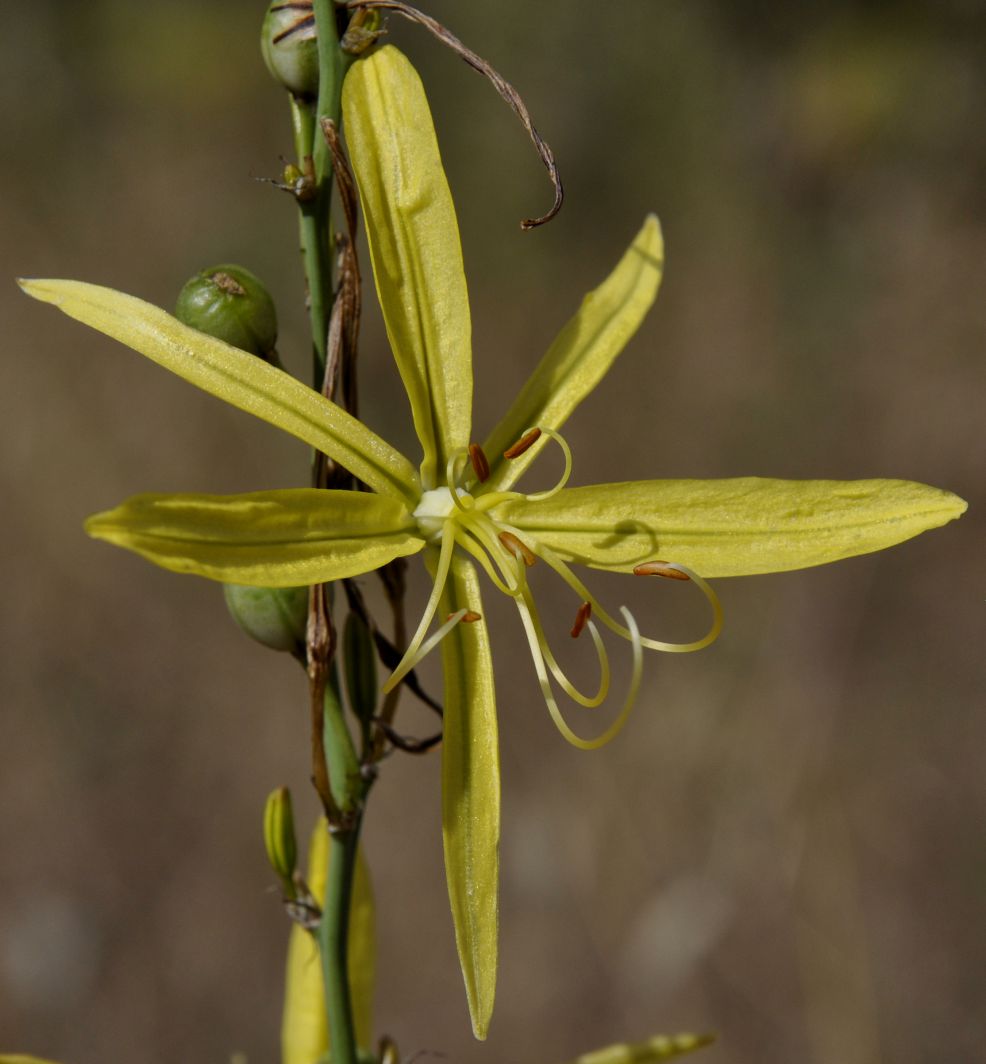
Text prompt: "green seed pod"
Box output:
[[175, 264, 278, 360], [263, 786, 298, 894], [261, 0, 318, 99], [223, 584, 308, 655], [343, 610, 378, 724]]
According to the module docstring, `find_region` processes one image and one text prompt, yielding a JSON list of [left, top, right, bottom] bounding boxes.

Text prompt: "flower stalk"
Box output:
[[321, 819, 362, 1064], [296, 7, 369, 1061], [288, 0, 350, 383], [289, 94, 333, 381]]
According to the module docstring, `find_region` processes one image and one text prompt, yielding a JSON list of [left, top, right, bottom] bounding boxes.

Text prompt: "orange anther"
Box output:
[[498, 531, 537, 567], [633, 561, 691, 581], [503, 427, 542, 460], [447, 610, 482, 623], [468, 442, 491, 483], [570, 601, 592, 639]]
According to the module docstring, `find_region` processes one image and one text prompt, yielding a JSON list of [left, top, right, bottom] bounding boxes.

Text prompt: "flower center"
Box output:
[[413, 486, 470, 542]]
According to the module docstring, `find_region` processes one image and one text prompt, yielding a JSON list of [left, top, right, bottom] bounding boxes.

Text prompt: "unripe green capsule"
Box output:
[[175, 264, 278, 361], [224, 584, 308, 655], [261, 0, 319, 99], [343, 610, 378, 724], [263, 786, 299, 894]]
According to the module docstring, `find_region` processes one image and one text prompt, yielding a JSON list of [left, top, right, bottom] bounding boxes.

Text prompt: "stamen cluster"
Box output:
[[395, 428, 723, 749]]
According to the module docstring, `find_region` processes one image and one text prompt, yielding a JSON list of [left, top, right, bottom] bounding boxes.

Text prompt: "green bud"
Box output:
[[343, 610, 377, 724], [261, 1, 318, 99], [223, 584, 308, 655], [175, 264, 278, 361], [263, 786, 298, 893]]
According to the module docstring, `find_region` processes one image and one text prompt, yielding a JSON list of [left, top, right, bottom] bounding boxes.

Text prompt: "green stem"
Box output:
[[302, 0, 351, 388], [321, 818, 362, 1064], [317, 666, 365, 1063], [289, 1, 350, 386], [290, 96, 333, 382], [312, 0, 348, 189], [306, 10, 364, 1062]]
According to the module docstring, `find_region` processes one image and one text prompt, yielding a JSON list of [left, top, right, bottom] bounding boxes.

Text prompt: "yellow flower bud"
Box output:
[[263, 786, 299, 894]]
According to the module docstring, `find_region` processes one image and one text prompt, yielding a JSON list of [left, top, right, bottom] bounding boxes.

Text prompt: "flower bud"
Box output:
[[343, 611, 377, 724], [261, 1, 319, 99], [175, 265, 278, 361], [223, 584, 308, 655], [264, 786, 299, 894], [376, 1037, 400, 1064]]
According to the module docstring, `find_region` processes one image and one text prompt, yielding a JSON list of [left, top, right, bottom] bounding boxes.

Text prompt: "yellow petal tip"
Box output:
[[641, 212, 664, 247], [83, 510, 110, 539], [17, 277, 72, 308], [947, 491, 969, 518], [470, 1003, 493, 1041]]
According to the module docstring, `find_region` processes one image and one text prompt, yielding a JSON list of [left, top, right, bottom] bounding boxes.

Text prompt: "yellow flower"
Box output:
[[20, 45, 965, 1041]]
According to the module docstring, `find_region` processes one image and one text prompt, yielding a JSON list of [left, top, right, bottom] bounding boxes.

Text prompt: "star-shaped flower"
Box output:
[[20, 45, 965, 1040]]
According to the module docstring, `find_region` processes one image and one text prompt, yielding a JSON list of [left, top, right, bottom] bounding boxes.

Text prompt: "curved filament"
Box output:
[[516, 602, 643, 751], [382, 523, 457, 694], [445, 450, 472, 513], [514, 568, 610, 708], [453, 526, 519, 598], [390, 608, 478, 686], [474, 489, 524, 511], [522, 427, 573, 502], [532, 540, 723, 653], [466, 511, 526, 594], [474, 426, 573, 510]]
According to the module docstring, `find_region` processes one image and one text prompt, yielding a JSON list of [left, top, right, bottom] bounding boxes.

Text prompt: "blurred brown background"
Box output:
[[1, 2, 984, 1062]]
